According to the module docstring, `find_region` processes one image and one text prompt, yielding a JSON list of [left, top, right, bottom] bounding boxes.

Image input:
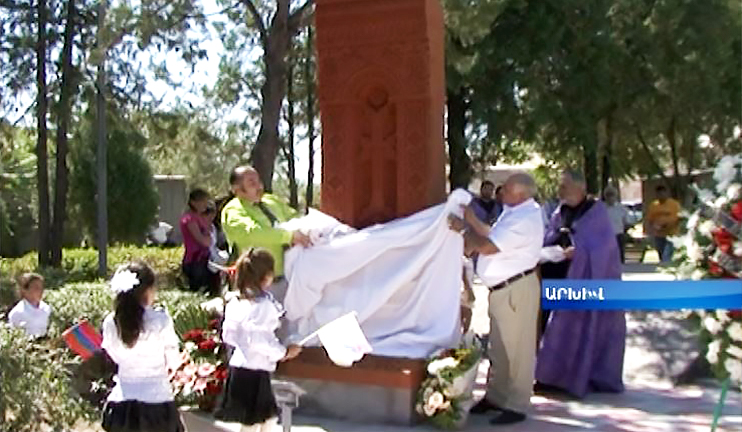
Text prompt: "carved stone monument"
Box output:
[[317, 0, 446, 228], [276, 0, 446, 425]]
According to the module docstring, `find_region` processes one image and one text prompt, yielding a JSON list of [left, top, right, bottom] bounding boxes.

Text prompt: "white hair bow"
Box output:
[[110, 269, 140, 294]]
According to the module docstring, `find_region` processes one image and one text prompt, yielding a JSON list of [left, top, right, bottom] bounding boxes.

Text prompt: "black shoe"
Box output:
[[489, 409, 526, 425], [469, 398, 503, 414], [533, 381, 563, 395], [533, 381, 575, 398]]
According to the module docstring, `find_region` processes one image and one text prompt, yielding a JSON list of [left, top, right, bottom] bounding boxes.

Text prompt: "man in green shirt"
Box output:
[[221, 166, 312, 300]]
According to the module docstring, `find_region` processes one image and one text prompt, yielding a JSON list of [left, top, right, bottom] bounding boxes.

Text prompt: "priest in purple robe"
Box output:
[[535, 169, 626, 398]]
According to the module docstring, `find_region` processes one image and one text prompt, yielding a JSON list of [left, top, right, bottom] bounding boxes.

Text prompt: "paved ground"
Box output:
[[87, 261, 742, 431]]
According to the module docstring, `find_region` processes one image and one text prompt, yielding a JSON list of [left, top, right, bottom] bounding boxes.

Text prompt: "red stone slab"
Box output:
[[275, 347, 427, 389], [316, 0, 446, 229]]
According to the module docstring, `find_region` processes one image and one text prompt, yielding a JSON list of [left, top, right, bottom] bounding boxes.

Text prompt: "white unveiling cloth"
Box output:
[[282, 189, 471, 358]]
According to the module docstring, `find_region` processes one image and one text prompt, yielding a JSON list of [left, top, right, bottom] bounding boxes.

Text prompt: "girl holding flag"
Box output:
[[100, 261, 185, 432], [215, 248, 302, 432]]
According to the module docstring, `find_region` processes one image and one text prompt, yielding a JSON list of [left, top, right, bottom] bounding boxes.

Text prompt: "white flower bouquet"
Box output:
[[669, 151, 742, 387], [688, 310, 742, 386], [416, 333, 483, 429]]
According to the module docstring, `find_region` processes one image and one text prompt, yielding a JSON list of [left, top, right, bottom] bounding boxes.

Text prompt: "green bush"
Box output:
[[0, 325, 96, 432], [46, 282, 207, 336], [0, 245, 185, 294]]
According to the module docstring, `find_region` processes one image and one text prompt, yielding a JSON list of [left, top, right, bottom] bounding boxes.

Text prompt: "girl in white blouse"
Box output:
[[215, 248, 301, 432], [100, 261, 185, 432], [8, 272, 51, 338]]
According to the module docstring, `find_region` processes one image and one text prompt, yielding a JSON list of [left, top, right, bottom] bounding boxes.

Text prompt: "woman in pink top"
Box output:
[[179, 188, 219, 295]]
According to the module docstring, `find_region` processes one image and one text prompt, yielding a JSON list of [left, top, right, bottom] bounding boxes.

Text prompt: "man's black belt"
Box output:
[[489, 268, 537, 292]]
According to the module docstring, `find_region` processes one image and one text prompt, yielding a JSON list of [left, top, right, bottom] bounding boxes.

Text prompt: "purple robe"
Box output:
[[535, 200, 626, 398]]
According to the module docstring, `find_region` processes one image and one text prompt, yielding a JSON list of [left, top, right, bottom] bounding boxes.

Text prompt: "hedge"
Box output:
[[0, 245, 186, 294], [42, 282, 207, 337]]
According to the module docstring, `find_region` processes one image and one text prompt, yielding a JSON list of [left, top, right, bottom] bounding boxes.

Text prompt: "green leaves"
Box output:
[[68, 105, 160, 244], [446, 0, 740, 191], [0, 324, 96, 431]]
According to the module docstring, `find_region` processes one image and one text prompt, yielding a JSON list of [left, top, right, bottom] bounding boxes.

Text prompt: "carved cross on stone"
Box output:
[[316, 0, 446, 229]]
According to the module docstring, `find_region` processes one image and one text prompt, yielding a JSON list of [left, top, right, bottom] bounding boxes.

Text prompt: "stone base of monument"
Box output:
[[275, 347, 427, 425]]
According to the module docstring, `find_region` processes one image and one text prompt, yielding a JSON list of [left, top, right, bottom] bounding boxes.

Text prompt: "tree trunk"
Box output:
[[635, 123, 670, 185], [583, 132, 599, 196], [686, 130, 696, 178], [50, 0, 77, 266], [447, 87, 471, 189], [305, 25, 315, 212], [96, 0, 108, 276], [666, 115, 681, 198], [36, 0, 51, 267], [286, 61, 299, 209], [250, 1, 291, 192], [600, 114, 613, 194], [479, 116, 496, 171]]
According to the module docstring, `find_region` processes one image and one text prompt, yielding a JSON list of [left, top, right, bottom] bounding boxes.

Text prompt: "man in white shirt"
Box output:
[[448, 172, 544, 426], [603, 186, 629, 263]]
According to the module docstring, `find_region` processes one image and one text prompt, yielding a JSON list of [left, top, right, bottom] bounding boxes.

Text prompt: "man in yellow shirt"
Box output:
[[645, 185, 681, 263], [221, 165, 312, 300]]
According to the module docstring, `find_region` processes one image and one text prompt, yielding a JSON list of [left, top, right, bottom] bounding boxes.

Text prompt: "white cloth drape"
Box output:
[[282, 190, 471, 358]]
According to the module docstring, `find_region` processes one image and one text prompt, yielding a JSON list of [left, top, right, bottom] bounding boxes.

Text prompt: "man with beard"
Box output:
[[535, 169, 625, 398]]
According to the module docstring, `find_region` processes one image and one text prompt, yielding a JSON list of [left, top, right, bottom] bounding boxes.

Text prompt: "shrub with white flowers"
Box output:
[[670, 152, 742, 386]]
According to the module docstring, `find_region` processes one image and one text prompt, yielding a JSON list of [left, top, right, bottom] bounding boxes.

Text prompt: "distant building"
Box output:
[[153, 175, 187, 244]]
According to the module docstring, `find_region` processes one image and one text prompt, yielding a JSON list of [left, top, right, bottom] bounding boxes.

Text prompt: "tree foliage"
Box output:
[[0, 121, 36, 257], [445, 0, 741, 194], [70, 107, 159, 244]]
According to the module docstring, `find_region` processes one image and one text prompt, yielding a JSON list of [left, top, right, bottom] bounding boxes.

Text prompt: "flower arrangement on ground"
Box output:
[[170, 318, 228, 411], [416, 333, 483, 429], [670, 152, 742, 386]]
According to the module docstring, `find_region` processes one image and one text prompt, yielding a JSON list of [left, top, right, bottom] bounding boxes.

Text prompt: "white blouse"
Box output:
[[8, 299, 51, 337], [222, 294, 287, 372], [101, 307, 181, 403]]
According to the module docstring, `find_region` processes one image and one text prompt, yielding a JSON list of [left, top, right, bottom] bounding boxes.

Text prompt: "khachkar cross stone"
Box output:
[[316, 0, 446, 229]]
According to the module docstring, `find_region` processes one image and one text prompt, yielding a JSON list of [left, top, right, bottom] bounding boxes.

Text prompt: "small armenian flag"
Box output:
[[63, 320, 103, 360]]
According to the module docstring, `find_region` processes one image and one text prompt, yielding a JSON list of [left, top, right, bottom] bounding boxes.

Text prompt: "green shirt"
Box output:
[[221, 194, 298, 276]]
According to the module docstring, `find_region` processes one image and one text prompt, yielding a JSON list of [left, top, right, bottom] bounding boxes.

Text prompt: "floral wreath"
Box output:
[[671, 152, 742, 385]]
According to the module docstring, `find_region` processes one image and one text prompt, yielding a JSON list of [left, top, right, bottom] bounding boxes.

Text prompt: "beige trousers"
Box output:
[[485, 272, 539, 413]]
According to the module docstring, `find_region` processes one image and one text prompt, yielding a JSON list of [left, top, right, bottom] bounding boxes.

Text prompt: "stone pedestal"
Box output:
[[275, 347, 426, 425], [317, 0, 446, 229]]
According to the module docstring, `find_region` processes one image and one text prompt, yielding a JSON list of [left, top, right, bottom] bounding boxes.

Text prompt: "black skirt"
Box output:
[[102, 400, 185, 432], [214, 367, 278, 425]]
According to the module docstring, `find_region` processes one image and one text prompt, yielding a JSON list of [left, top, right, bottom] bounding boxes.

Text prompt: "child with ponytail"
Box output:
[[215, 248, 301, 432], [100, 261, 184, 432]]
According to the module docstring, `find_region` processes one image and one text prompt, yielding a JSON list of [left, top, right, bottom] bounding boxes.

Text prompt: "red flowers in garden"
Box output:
[[172, 322, 227, 412], [731, 201, 742, 222]]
